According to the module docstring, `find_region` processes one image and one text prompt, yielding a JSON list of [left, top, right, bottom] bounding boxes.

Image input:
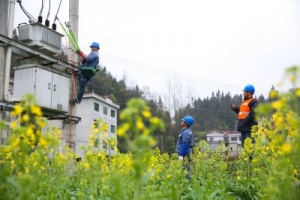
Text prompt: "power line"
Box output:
[[79, 48, 270, 96]]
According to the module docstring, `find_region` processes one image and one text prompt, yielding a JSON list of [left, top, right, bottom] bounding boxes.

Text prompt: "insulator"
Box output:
[[45, 19, 49, 27], [52, 23, 57, 30], [38, 16, 43, 23]]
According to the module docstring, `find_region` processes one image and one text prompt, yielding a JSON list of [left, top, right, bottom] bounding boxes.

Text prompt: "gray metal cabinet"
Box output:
[[13, 64, 70, 112]]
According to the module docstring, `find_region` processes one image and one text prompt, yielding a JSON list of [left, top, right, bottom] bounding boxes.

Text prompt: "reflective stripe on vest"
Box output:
[[238, 98, 253, 119]]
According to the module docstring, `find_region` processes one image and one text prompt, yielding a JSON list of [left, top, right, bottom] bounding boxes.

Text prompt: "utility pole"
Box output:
[[0, 0, 9, 101], [3, 0, 16, 101], [67, 0, 79, 150], [68, 0, 79, 63]]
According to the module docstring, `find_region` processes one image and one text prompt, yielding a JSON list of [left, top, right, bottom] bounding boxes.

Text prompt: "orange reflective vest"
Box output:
[[238, 98, 253, 119]]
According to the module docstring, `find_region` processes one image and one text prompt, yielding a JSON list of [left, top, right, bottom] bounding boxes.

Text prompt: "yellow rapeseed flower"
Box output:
[[10, 121, 17, 129], [120, 112, 125, 120], [117, 123, 129, 137], [103, 123, 108, 131], [11, 105, 23, 116], [143, 129, 150, 135], [39, 138, 48, 148], [136, 120, 144, 130], [40, 165, 45, 171], [269, 90, 279, 99], [150, 117, 160, 126], [26, 127, 34, 136], [6, 152, 12, 160], [281, 143, 292, 154], [83, 162, 90, 169], [295, 88, 300, 97], [272, 113, 283, 128], [11, 138, 20, 148], [271, 100, 283, 110], [142, 111, 152, 118], [22, 114, 29, 122], [293, 168, 298, 176], [30, 105, 43, 116], [149, 138, 156, 147], [37, 119, 46, 128]]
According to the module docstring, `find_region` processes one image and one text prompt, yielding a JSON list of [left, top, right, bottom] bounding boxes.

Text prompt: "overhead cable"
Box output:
[[52, 0, 63, 30], [39, 0, 45, 16], [53, 0, 62, 23], [79, 48, 270, 96], [45, 0, 51, 27], [38, 0, 45, 23], [18, 1, 36, 23]]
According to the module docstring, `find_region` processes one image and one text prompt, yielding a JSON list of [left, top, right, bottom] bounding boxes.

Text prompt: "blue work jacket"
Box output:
[[82, 51, 99, 68], [176, 127, 194, 157]]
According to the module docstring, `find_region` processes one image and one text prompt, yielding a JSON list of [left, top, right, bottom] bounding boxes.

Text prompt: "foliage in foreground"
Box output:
[[0, 67, 300, 199]]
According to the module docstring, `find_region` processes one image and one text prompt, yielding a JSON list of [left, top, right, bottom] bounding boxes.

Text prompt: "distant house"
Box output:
[[75, 92, 120, 158], [224, 131, 241, 156], [206, 130, 241, 156], [206, 130, 224, 150]]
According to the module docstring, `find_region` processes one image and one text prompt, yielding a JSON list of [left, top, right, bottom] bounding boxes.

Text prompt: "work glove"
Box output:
[[230, 103, 237, 109], [178, 156, 183, 160], [77, 50, 87, 59]]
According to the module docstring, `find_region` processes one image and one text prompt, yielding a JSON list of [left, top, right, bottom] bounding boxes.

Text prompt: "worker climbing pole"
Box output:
[[56, 17, 100, 105], [70, 41, 100, 105]]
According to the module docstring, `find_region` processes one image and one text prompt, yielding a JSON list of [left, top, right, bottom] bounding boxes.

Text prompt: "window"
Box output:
[[111, 125, 116, 133], [103, 106, 108, 115], [94, 103, 99, 111], [209, 137, 213, 142], [231, 137, 237, 142], [111, 110, 115, 118], [110, 145, 115, 151]]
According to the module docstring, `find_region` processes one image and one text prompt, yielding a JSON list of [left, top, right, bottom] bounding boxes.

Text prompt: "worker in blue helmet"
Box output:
[[176, 115, 194, 160], [175, 115, 194, 179], [230, 84, 259, 147], [70, 42, 100, 105]]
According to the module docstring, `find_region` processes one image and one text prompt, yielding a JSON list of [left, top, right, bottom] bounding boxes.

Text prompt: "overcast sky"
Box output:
[[14, 0, 300, 99]]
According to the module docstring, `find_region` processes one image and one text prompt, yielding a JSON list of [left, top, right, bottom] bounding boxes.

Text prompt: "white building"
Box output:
[[74, 92, 119, 158], [206, 130, 224, 150], [224, 132, 241, 157], [206, 130, 241, 156]]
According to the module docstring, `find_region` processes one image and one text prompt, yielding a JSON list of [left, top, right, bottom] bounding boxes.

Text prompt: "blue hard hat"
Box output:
[[243, 84, 255, 94], [90, 42, 100, 49], [182, 115, 194, 127]]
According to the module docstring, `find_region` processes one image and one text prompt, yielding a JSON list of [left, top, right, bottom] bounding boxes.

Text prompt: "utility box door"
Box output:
[[35, 67, 52, 108], [14, 67, 36, 97], [51, 73, 69, 111]]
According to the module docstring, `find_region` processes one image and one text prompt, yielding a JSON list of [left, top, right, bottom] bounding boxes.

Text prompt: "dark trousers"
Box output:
[[76, 74, 90, 103]]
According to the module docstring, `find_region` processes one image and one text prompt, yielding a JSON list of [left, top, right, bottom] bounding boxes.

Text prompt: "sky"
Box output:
[[13, 0, 300, 100]]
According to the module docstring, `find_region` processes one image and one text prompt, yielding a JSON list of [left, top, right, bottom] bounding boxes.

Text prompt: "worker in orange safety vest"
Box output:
[[230, 84, 259, 147]]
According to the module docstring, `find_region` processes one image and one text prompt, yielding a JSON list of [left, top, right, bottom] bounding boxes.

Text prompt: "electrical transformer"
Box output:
[[18, 22, 64, 55]]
